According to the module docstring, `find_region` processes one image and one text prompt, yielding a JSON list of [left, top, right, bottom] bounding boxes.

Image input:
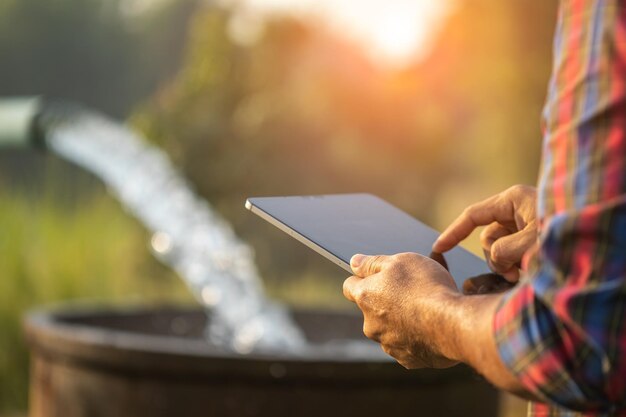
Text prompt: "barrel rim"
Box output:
[[23, 305, 477, 383]]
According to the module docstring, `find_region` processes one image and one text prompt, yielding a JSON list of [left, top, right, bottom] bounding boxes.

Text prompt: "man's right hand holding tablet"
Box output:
[[432, 185, 538, 293]]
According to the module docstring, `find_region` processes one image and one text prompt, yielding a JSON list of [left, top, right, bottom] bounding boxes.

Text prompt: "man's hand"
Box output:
[[433, 185, 538, 282], [343, 252, 460, 369]]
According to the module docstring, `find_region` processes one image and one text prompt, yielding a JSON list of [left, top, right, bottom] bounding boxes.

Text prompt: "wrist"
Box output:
[[417, 289, 504, 365], [428, 290, 466, 362], [449, 293, 505, 365], [446, 291, 538, 400], [410, 285, 464, 362]]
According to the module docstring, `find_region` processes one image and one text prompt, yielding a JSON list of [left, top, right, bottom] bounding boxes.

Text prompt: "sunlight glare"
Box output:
[[221, 0, 454, 66]]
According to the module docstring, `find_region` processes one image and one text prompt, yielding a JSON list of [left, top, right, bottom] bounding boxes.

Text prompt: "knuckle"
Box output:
[[386, 260, 404, 276], [389, 253, 407, 268], [488, 259, 509, 275], [362, 323, 381, 342], [507, 184, 523, 195], [390, 253, 402, 263], [490, 244, 506, 264], [506, 184, 526, 198], [353, 286, 366, 303], [479, 228, 491, 247], [344, 281, 365, 304], [507, 184, 535, 200], [490, 250, 514, 272], [342, 280, 352, 299], [374, 254, 387, 266], [461, 206, 475, 219], [367, 255, 384, 272], [395, 252, 417, 263], [362, 323, 371, 338]]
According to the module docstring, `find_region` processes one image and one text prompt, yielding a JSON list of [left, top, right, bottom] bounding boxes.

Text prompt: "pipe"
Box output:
[[0, 97, 42, 148]]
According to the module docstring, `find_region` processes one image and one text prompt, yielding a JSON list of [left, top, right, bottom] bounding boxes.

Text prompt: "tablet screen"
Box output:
[[246, 193, 489, 287]]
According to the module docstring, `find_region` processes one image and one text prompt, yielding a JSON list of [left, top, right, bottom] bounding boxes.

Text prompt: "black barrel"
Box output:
[[24, 306, 499, 417]]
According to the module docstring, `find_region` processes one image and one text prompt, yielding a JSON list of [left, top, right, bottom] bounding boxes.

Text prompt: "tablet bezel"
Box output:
[[246, 199, 351, 272]]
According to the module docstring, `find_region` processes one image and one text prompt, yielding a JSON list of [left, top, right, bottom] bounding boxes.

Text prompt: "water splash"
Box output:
[[39, 103, 305, 353]]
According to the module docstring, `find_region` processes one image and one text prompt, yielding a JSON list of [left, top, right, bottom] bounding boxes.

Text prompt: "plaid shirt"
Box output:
[[493, 1, 626, 416]]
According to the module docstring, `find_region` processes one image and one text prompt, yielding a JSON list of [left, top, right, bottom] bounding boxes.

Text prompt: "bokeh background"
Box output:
[[0, 0, 557, 414]]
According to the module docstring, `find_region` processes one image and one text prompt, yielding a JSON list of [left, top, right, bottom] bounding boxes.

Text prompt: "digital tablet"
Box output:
[[245, 193, 490, 287]]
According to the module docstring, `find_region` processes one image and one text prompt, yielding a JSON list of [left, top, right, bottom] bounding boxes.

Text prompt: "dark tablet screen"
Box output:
[[246, 193, 489, 287]]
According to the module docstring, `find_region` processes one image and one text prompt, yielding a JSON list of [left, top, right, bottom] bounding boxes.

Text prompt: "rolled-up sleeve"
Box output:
[[493, 1, 626, 413], [495, 198, 626, 412]]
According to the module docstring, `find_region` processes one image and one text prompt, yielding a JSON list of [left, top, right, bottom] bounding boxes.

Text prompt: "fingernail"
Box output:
[[351, 254, 366, 268]]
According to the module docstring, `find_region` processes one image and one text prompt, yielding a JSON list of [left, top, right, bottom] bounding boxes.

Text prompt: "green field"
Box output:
[[0, 182, 189, 413]]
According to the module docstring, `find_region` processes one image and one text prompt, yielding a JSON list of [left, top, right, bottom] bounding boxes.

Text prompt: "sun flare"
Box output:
[[222, 0, 454, 66]]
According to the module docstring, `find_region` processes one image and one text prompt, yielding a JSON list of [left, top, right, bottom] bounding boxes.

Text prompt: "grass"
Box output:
[[0, 182, 193, 413]]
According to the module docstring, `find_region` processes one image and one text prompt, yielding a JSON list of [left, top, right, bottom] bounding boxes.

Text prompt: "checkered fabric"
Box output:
[[493, 1, 626, 416]]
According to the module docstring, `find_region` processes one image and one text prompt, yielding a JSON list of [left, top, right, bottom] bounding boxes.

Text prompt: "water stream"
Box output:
[[38, 103, 306, 354]]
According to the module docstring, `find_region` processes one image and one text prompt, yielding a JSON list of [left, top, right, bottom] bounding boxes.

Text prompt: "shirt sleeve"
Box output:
[[493, 1, 626, 412]]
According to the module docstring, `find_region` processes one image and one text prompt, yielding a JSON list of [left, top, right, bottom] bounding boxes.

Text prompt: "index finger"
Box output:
[[432, 194, 512, 253]]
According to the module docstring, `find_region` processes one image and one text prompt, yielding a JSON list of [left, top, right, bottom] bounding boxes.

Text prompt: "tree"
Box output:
[[134, 0, 557, 283]]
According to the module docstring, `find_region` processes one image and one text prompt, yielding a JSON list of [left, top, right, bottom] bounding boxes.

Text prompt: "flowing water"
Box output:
[[39, 103, 306, 354]]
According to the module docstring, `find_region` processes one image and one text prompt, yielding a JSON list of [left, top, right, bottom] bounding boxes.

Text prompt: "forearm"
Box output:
[[424, 290, 541, 401]]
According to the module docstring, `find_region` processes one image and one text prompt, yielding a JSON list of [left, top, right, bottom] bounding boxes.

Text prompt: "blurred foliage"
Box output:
[[0, 0, 196, 118], [133, 0, 557, 285], [0, 0, 558, 413]]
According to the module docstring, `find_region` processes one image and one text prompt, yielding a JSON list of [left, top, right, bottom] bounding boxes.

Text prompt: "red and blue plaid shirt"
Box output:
[[493, 1, 626, 416]]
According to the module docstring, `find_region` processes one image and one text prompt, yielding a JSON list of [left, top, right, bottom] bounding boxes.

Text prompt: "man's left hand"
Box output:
[[343, 252, 460, 369]]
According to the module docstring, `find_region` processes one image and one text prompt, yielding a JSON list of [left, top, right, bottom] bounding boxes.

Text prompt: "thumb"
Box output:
[[350, 254, 388, 278]]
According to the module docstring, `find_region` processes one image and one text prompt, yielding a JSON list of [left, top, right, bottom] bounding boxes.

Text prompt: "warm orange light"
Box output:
[[328, 0, 454, 65], [223, 0, 454, 67]]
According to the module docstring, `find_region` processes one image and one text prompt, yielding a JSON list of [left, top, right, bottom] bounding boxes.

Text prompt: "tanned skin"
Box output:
[[342, 185, 542, 401]]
